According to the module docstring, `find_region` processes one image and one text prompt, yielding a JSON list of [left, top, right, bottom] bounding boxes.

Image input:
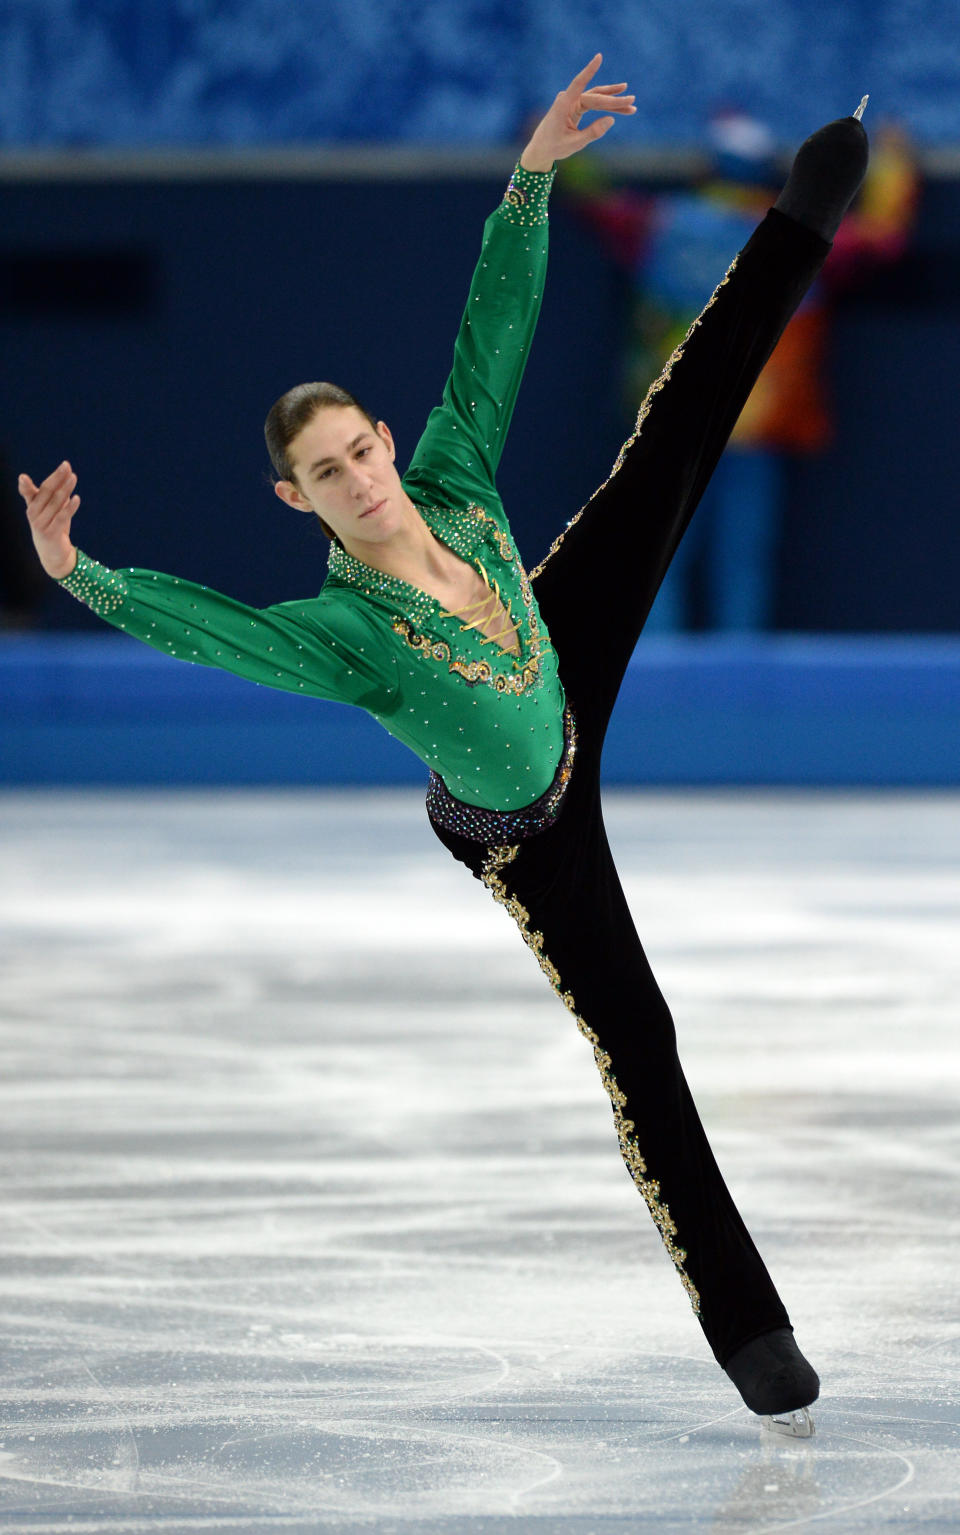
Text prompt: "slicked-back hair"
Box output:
[[264, 381, 380, 541]]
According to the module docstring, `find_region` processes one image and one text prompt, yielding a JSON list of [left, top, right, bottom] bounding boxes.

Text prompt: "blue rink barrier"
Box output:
[[2, 633, 960, 787]]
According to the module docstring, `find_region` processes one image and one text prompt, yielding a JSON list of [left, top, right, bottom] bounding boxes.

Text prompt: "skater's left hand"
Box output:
[[520, 54, 636, 173]]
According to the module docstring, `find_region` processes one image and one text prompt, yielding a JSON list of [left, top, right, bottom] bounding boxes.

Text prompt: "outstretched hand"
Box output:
[[520, 54, 636, 173], [18, 462, 80, 579]]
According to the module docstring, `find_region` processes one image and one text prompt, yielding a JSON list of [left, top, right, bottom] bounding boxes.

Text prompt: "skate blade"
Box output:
[[761, 1406, 815, 1438], [853, 95, 869, 121]]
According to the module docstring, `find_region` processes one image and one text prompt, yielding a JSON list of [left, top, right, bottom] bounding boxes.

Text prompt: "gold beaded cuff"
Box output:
[[500, 162, 555, 227], [58, 549, 129, 617]]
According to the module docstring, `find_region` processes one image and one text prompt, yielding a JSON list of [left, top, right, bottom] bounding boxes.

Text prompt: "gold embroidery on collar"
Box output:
[[390, 507, 550, 696], [391, 618, 547, 696], [489, 524, 515, 563]]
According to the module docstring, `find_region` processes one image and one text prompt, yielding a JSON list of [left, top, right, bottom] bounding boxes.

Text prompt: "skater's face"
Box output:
[[273, 406, 407, 548]]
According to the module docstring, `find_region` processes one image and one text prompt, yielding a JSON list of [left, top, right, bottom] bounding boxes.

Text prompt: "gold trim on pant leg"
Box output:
[[481, 843, 701, 1314], [529, 255, 739, 582]]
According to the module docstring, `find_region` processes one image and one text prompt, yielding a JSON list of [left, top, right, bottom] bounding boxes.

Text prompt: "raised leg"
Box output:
[[533, 115, 868, 739], [531, 207, 829, 739]]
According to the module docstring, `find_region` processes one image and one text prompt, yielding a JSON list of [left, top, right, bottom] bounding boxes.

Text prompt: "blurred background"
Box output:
[[2, 0, 960, 786]]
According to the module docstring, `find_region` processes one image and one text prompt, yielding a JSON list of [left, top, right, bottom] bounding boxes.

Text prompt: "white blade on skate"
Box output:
[[762, 1406, 816, 1438]]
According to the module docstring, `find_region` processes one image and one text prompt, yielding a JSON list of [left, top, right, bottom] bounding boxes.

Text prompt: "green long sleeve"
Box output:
[[403, 162, 554, 510], [59, 551, 396, 710]]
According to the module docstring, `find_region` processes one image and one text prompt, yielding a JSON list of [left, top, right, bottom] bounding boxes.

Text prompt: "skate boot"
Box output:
[[723, 1327, 820, 1437], [774, 102, 870, 243]]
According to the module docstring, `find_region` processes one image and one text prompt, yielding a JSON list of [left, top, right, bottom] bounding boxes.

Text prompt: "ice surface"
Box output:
[[0, 788, 958, 1532]]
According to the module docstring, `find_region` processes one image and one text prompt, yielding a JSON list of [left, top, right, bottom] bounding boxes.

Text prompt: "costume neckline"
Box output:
[[326, 503, 524, 662]]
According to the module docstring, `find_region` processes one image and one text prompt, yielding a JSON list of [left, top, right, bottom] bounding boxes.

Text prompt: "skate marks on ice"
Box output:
[[0, 1334, 938, 1532], [0, 789, 959, 1532]]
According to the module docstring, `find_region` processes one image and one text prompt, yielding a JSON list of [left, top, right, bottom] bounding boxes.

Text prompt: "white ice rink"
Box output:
[[0, 789, 958, 1533]]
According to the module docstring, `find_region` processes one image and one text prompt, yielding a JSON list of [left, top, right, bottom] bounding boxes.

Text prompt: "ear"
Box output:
[[274, 479, 311, 512], [376, 420, 397, 461]]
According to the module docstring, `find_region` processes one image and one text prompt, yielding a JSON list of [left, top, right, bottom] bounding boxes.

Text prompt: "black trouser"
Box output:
[[430, 209, 829, 1367]]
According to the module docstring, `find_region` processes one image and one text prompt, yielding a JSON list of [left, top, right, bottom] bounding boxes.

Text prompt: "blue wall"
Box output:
[[2, 1, 960, 147], [5, 634, 960, 787]]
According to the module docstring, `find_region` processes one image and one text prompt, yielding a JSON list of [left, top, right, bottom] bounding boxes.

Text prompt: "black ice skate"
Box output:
[[774, 99, 870, 244], [723, 1327, 820, 1437]]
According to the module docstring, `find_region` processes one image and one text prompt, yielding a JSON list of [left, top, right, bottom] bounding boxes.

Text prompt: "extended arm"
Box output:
[[403, 55, 635, 508], [18, 464, 393, 708]]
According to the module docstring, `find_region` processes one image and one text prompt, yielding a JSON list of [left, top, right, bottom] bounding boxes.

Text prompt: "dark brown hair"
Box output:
[[264, 381, 380, 540]]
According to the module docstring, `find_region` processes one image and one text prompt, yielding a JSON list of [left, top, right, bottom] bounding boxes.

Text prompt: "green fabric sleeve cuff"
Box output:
[[58, 549, 129, 616], [500, 161, 556, 227]]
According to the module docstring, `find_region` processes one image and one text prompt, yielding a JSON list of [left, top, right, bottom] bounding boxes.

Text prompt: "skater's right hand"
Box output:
[[519, 54, 636, 173], [18, 462, 80, 579]]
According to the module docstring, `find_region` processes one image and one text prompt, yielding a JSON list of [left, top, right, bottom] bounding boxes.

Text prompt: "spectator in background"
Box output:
[[560, 109, 920, 631]]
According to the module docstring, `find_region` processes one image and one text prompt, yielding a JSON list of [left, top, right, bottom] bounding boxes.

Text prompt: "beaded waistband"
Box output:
[[426, 706, 577, 844]]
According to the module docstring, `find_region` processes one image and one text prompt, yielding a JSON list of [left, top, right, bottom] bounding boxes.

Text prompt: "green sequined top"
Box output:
[[59, 163, 566, 812]]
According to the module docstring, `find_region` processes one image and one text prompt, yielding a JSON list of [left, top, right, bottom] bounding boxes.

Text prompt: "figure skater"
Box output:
[[20, 56, 869, 1436]]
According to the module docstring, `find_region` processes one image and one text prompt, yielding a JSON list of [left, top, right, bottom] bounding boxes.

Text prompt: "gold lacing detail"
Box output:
[[440, 560, 521, 652], [391, 510, 552, 695], [480, 844, 701, 1315], [530, 255, 740, 581]]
